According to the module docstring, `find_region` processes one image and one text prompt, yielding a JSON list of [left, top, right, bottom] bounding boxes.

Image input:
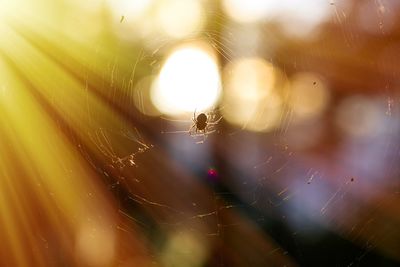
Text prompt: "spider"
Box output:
[[161, 109, 222, 143], [188, 110, 222, 143], [161, 110, 222, 144]]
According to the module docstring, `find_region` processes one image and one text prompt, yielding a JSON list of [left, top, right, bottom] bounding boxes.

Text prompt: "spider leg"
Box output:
[[202, 130, 207, 143], [204, 129, 216, 135], [188, 124, 197, 136], [161, 130, 190, 134], [160, 116, 192, 123], [194, 131, 206, 144], [190, 129, 208, 138], [208, 116, 223, 125]]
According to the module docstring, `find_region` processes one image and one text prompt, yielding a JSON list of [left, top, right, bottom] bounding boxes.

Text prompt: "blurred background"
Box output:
[[1, 0, 400, 266]]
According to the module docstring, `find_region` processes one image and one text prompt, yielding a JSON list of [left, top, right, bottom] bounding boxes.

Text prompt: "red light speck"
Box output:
[[207, 168, 218, 180]]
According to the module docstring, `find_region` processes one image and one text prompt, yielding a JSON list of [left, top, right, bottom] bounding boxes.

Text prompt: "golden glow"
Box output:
[[62, 3, 103, 40], [222, 57, 281, 132], [75, 217, 116, 267], [224, 57, 275, 100], [0, 4, 147, 266], [0, 0, 22, 18], [151, 43, 221, 115], [161, 231, 208, 267], [288, 72, 330, 121], [157, 0, 205, 38], [106, 0, 204, 42], [105, 0, 154, 42]]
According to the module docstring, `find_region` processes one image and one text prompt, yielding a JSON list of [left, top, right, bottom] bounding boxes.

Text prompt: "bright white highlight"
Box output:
[[151, 44, 221, 115]]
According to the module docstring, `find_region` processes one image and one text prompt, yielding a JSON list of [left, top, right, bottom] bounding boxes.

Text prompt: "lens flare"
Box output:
[[151, 43, 221, 115], [222, 57, 282, 132]]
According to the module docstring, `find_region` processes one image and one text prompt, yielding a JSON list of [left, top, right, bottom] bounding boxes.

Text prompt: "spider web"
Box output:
[[75, 1, 400, 266]]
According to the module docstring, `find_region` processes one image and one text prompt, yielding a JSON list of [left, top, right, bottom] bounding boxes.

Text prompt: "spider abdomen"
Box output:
[[196, 113, 208, 131]]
